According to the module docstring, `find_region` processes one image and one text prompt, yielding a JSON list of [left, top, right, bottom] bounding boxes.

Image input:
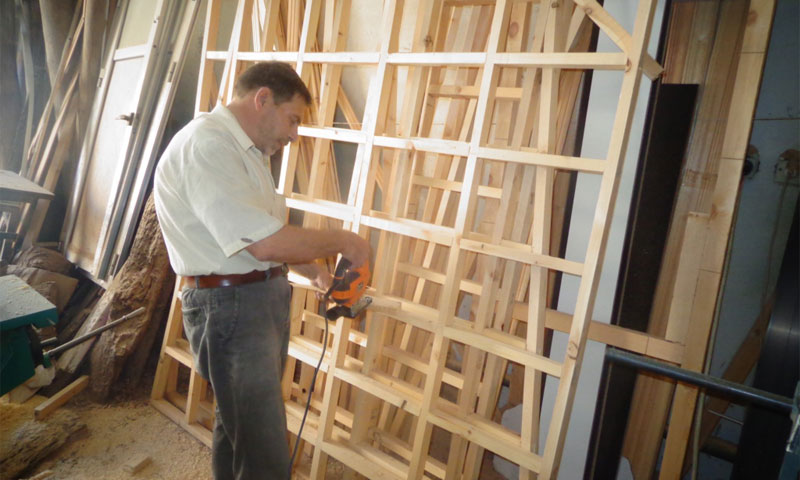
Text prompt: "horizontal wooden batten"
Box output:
[[335, 366, 423, 416], [361, 213, 455, 246], [460, 238, 585, 276], [285, 401, 320, 443], [320, 439, 405, 480], [411, 176, 502, 200], [490, 52, 628, 69], [204, 50, 633, 72], [476, 146, 606, 173], [286, 397, 354, 433], [428, 84, 523, 99], [411, 175, 463, 192], [164, 340, 193, 368], [288, 405, 407, 480], [382, 344, 466, 390], [304, 52, 380, 64], [504, 304, 684, 363], [288, 337, 331, 373], [371, 430, 447, 479], [285, 195, 355, 222], [395, 261, 483, 295], [386, 52, 629, 70], [234, 51, 299, 62], [151, 399, 213, 447], [444, 322, 562, 377], [429, 403, 543, 472], [298, 125, 365, 144], [366, 294, 439, 332], [374, 135, 470, 157]]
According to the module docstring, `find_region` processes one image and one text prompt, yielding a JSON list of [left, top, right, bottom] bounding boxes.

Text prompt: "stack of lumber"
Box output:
[[621, 0, 777, 477]]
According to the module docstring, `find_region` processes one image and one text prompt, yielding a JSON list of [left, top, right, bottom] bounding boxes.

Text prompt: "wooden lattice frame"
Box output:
[[152, 0, 667, 478]]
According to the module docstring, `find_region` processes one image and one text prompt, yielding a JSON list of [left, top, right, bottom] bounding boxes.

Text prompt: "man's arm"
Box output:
[[289, 262, 333, 293], [245, 225, 369, 267]]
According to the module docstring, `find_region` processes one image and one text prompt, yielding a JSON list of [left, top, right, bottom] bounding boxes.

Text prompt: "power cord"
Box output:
[[287, 306, 329, 479]]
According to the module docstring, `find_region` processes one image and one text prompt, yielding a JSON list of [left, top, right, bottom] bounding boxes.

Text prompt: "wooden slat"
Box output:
[[34, 375, 89, 420], [658, 1, 777, 475]]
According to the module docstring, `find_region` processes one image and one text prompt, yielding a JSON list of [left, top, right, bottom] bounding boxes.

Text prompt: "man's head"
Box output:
[[228, 62, 312, 155]]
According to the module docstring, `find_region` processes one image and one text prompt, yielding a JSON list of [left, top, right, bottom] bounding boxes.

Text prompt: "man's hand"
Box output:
[[310, 264, 333, 293], [289, 262, 333, 299], [340, 232, 370, 268]]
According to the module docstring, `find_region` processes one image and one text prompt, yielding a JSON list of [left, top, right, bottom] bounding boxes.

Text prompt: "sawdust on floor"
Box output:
[[19, 391, 212, 480], [10, 388, 508, 480]]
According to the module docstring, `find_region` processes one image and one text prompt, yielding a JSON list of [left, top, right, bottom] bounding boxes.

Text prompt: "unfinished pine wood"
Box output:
[[34, 375, 89, 420], [150, 277, 214, 447], [657, 2, 776, 475], [152, 1, 665, 477], [623, 1, 777, 476]]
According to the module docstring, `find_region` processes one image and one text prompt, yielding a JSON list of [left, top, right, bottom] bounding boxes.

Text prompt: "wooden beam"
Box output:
[[34, 375, 89, 420]]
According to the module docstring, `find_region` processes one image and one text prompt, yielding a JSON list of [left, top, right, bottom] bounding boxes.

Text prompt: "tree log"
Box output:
[[13, 246, 73, 275], [86, 194, 173, 400], [0, 405, 84, 479]]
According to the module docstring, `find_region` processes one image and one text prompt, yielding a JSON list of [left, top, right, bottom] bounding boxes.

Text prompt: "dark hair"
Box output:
[[234, 61, 312, 105]]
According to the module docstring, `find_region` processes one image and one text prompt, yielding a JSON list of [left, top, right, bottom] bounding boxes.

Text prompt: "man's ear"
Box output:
[[253, 87, 273, 110]]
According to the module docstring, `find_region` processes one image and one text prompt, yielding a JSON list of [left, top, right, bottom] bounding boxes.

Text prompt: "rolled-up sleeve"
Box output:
[[183, 139, 284, 257]]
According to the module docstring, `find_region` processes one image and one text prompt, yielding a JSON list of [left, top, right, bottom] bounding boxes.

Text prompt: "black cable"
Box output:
[[287, 314, 328, 479]]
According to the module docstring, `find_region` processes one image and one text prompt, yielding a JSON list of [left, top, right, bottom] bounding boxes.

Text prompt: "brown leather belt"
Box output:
[[185, 265, 288, 289]]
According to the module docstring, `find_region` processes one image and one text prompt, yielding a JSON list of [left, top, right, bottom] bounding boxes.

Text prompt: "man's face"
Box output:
[[254, 90, 306, 155]]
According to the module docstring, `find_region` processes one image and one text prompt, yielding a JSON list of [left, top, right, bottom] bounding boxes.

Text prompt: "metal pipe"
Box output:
[[45, 307, 146, 357], [605, 348, 793, 413]]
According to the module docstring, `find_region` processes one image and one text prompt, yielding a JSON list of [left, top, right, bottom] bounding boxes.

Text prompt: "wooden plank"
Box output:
[[659, 270, 720, 479], [695, 296, 771, 453], [626, 1, 776, 475], [34, 375, 89, 420], [151, 398, 213, 447], [123, 455, 152, 474], [657, 1, 776, 473], [151, 278, 186, 401], [622, 212, 709, 476]]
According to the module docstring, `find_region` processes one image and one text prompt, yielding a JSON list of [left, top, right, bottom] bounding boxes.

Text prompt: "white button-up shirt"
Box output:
[[154, 104, 286, 276]]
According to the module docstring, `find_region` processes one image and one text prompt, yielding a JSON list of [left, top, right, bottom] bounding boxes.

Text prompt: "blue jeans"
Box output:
[[181, 276, 292, 480]]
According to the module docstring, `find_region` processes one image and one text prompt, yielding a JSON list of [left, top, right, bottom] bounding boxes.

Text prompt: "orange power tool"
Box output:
[[324, 258, 372, 320]]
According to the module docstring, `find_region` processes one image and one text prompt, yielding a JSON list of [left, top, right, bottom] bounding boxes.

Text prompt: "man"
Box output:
[[154, 61, 369, 479]]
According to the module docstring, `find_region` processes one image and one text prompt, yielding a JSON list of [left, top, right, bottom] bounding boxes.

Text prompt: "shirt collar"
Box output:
[[209, 103, 258, 152]]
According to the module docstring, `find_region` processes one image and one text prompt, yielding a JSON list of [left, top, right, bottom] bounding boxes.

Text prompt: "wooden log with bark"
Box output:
[[56, 194, 174, 400], [0, 403, 85, 479]]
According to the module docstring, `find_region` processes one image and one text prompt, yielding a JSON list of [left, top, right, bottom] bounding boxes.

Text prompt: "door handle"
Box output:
[[115, 112, 134, 125]]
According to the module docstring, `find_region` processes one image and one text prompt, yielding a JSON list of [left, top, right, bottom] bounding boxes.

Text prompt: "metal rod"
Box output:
[[606, 348, 793, 413], [706, 409, 744, 426], [46, 307, 146, 357]]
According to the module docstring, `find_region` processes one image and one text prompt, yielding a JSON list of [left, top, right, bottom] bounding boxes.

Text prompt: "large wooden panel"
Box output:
[[152, 0, 664, 477]]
